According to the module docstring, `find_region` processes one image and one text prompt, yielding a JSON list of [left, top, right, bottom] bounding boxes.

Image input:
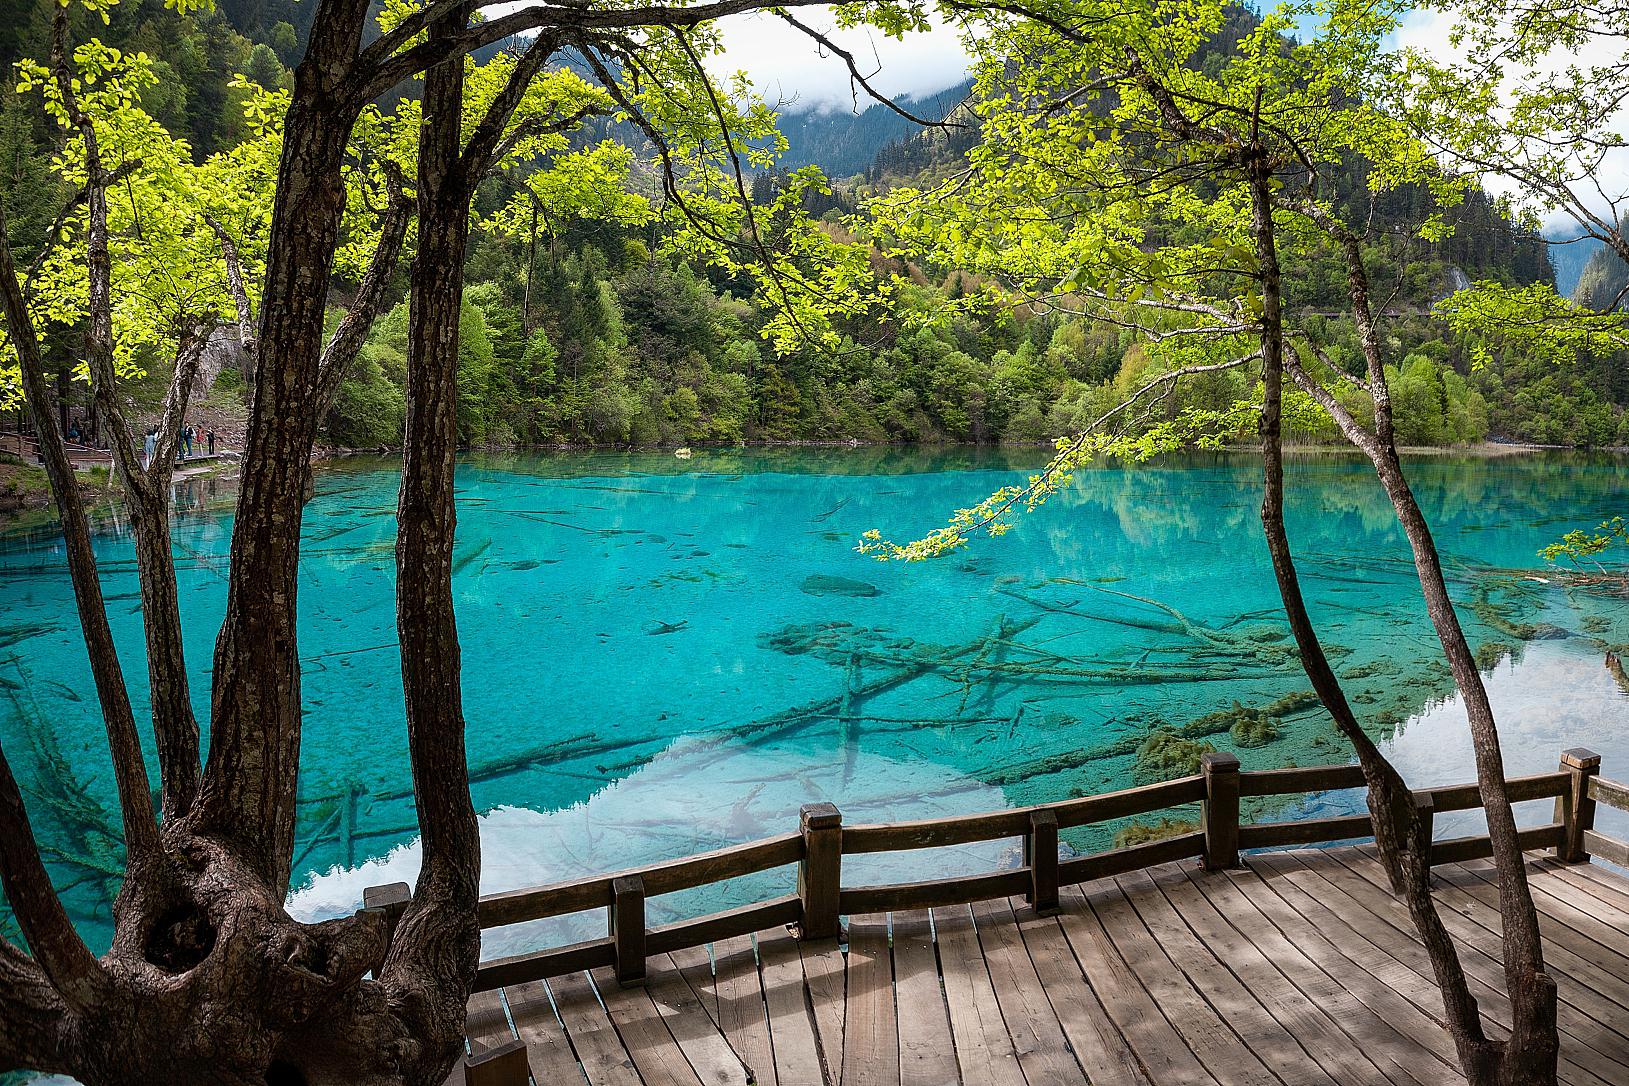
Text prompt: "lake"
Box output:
[[3, 447, 1629, 955]]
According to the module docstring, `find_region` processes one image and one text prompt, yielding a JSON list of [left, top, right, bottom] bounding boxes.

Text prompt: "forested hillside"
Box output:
[[1, 0, 1624, 449]]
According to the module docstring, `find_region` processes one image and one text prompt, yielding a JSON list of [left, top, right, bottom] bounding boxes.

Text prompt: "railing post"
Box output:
[[360, 882, 411, 976], [1556, 747, 1602, 863], [798, 802, 843, 940], [609, 874, 647, 986], [1201, 752, 1241, 871], [464, 1038, 530, 1086], [1413, 791, 1435, 868], [1025, 809, 1060, 916]]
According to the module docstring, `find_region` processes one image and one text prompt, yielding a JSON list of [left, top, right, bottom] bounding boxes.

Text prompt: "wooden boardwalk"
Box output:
[[454, 846, 1629, 1086]]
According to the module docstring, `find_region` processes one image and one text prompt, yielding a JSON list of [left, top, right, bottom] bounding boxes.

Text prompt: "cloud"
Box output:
[[1391, 8, 1629, 234], [708, 9, 971, 113]]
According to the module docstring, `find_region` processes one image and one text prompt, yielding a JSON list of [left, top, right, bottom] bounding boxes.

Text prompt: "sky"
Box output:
[[698, 2, 1627, 237], [710, 8, 971, 113], [1390, 8, 1629, 234]]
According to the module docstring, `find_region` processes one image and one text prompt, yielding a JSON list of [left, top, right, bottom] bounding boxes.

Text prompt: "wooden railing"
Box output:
[[360, 746, 1622, 999]]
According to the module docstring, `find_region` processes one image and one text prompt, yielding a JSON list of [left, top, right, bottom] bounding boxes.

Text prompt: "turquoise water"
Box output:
[[3, 448, 1629, 955]]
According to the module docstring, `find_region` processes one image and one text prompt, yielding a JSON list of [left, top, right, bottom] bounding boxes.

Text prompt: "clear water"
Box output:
[[4, 447, 1629, 956]]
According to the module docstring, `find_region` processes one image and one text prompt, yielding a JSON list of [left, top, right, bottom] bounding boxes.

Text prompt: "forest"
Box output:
[[0, 0, 1619, 453]]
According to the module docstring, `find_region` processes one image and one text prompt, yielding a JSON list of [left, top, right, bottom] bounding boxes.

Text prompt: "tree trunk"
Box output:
[[194, 76, 367, 894], [1321, 214, 1558, 1086], [0, 176, 156, 861], [1240, 152, 1511, 1083], [376, 18, 484, 1078]]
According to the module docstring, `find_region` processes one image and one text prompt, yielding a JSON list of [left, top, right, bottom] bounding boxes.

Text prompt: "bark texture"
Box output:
[[379, 18, 485, 1078]]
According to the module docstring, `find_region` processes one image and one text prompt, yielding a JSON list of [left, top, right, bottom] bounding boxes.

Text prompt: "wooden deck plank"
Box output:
[[1399, 868, 1629, 1074], [550, 970, 645, 1086], [1214, 864, 1464, 1085], [1053, 883, 1223, 1086], [670, 945, 722, 1029], [712, 936, 776, 1086], [931, 903, 1027, 1086], [504, 979, 587, 1085], [1253, 853, 1614, 1086], [970, 897, 1083, 1085], [889, 910, 961, 1086], [1253, 850, 1516, 1026], [1442, 860, 1629, 1014], [1009, 899, 1152, 1086], [1463, 858, 1629, 964], [1086, 876, 1281, 1086], [799, 938, 847, 1081], [1330, 849, 1629, 1062], [1138, 865, 1388, 1086], [1550, 858, 1629, 913], [756, 925, 830, 1086], [465, 989, 515, 1050], [1309, 850, 1623, 1086], [590, 966, 709, 1086], [644, 956, 752, 1086], [841, 914, 900, 1086]]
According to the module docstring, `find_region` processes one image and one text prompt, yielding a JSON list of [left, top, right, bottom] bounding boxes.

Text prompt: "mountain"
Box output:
[[1574, 241, 1629, 310], [1548, 231, 1608, 298], [774, 79, 974, 179]]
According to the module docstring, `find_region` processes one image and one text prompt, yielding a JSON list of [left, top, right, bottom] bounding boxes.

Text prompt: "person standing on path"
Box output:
[[180, 424, 192, 459], [143, 429, 156, 471], [207, 428, 215, 455]]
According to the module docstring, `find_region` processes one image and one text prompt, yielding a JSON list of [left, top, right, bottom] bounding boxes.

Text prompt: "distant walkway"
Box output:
[[2, 433, 232, 471], [453, 847, 1629, 1086]]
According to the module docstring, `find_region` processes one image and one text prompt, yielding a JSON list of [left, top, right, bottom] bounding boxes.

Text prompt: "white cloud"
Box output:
[[1391, 8, 1629, 234], [709, 9, 971, 113]]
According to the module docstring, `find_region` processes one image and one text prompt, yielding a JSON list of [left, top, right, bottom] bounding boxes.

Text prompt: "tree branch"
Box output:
[[0, 159, 157, 861], [772, 10, 966, 128], [314, 164, 415, 422], [23, 160, 141, 294], [352, 0, 836, 106], [203, 213, 259, 373], [0, 739, 100, 1009]]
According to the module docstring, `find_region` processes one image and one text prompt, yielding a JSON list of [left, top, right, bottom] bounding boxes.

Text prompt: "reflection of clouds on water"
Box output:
[[1289, 640, 1629, 848], [1377, 640, 1629, 843], [287, 733, 1008, 957]]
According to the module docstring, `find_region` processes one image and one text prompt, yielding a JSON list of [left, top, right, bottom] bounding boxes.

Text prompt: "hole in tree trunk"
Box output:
[[265, 1060, 308, 1086], [143, 905, 215, 973]]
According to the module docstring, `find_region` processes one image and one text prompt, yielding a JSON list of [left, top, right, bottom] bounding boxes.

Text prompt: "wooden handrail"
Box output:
[[1587, 774, 1629, 812], [363, 747, 1604, 994], [476, 830, 802, 928], [842, 774, 1207, 853]]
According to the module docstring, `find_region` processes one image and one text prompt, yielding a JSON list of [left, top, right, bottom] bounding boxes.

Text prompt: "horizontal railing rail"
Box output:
[[361, 746, 1604, 995]]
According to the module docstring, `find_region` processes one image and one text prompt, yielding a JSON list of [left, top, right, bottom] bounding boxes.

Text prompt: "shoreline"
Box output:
[[321, 437, 1590, 457], [1, 439, 1619, 531]]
